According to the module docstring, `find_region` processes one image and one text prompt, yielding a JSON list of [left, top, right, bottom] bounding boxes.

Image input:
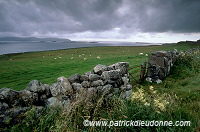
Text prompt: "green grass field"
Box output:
[[0, 43, 198, 91], [1, 42, 200, 131]]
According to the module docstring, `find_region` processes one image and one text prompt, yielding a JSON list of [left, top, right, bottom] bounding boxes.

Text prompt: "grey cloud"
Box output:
[[0, 0, 200, 37]]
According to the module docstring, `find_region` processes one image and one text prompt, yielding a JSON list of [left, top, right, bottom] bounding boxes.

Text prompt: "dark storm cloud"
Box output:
[[0, 0, 200, 37]]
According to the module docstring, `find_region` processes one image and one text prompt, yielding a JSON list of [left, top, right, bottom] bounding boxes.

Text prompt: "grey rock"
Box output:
[[0, 88, 19, 107], [114, 62, 129, 74], [46, 97, 62, 107], [20, 90, 38, 105], [26, 80, 46, 93], [68, 73, 81, 83], [80, 75, 89, 82], [148, 56, 156, 65], [84, 71, 93, 76], [89, 74, 102, 81], [101, 84, 113, 95], [62, 99, 71, 108], [50, 83, 61, 97], [91, 80, 104, 87], [40, 94, 48, 102], [87, 88, 97, 98], [7, 107, 30, 121], [81, 81, 90, 88], [104, 80, 116, 85], [50, 76, 73, 97], [0, 102, 9, 114], [146, 77, 152, 83], [101, 69, 121, 80], [72, 83, 82, 91], [93, 64, 107, 75], [152, 51, 170, 57], [156, 57, 165, 67], [122, 77, 129, 86]]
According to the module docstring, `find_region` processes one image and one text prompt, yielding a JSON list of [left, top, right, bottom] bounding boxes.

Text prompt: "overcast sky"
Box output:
[[0, 0, 200, 43]]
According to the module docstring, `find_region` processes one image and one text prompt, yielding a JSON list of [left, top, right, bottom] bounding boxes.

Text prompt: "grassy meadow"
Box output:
[[1, 42, 200, 131], [0, 42, 198, 91]]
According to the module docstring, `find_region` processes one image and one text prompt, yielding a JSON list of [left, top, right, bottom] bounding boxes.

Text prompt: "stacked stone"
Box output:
[[146, 51, 179, 83], [0, 62, 132, 128]]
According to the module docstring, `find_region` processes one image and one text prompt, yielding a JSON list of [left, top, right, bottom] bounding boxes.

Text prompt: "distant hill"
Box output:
[[0, 37, 71, 42]]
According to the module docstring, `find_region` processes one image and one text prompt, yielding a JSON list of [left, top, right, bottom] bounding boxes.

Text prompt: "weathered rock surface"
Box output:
[[89, 74, 102, 81], [68, 73, 81, 83], [93, 64, 107, 75]]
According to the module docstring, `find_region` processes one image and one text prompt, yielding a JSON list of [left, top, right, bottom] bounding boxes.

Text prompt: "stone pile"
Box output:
[[0, 62, 132, 128], [146, 51, 179, 83]]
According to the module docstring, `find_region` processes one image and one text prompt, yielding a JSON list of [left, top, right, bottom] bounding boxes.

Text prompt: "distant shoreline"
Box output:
[[0, 41, 162, 55]]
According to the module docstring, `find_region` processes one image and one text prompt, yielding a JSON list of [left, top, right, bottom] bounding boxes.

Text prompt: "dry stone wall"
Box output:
[[146, 51, 179, 83], [0, 62, 132, 128]]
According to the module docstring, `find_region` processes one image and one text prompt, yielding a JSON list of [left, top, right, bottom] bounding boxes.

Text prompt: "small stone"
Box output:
[[93, 64, 107, 75], [80, 75, 89, 82], [91, 80, 104, 87], [72, 83, 82, 91], [89, 74, 102, 81], [81, 81, 91, 88], [68, 73, 81, 83]]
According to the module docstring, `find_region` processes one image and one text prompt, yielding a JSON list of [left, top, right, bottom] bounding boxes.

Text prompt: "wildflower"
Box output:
[[71, 57, 73, 60], [79, 55, 81, 57], [144, 102, 150, 106], [145, 54, 148, 56], [84, 58, 87, 61], [149, 86, 154, 91], [54, 58, 57, 59]]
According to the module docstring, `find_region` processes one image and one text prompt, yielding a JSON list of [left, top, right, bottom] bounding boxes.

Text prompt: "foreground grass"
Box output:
[[0, 43, 199, 90]]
